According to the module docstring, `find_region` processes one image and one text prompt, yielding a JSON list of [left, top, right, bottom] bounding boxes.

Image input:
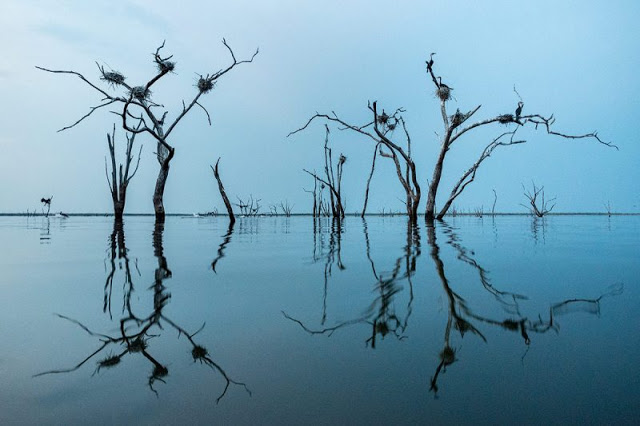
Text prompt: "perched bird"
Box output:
[[438, 76, 451, 90], [427, 52, 435, 70], [515, 101, 524, 119]]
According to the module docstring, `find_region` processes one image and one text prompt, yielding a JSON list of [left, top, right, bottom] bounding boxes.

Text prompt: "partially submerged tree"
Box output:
[[302, 126, 347, 220], [105, 124, 142, 222], [211, 158, 235, 224], [423, 57, 616, 221], [294, 107, 419, 221], [290, 54, 615, 222], [521, 182, 556, 217], [38, 40, 258, 222]]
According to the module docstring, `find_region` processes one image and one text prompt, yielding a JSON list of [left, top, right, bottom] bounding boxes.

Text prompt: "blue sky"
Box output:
[[1, 0, 638, 214]]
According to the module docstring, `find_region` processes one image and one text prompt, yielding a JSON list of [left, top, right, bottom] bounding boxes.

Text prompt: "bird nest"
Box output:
[[130, 86, 151, 101], [197, 76, 215, 94], [157, 60, 175, 73], [377, 112, 390, 125], [451, 110, 465, 127], [498, 114, 514, 124], [100, 71, 126, 87], [436, 86, 451, 101]]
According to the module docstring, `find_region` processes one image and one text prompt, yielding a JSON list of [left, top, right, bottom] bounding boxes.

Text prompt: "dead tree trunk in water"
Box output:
[[303, 126, 346, 219], [521, 182, 555, 217], [37, 40, 258, 223], [211, 158, 235, 224], [106, 125, 143, 222], [290, 102, 420, 222], [423, 55, 616, 222]]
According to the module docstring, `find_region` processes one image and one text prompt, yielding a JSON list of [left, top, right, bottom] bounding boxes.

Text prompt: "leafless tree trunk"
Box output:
[[38, 40, 257, 223], [211, 158, 235, 224], [361, 142, 380, 217], [423, 56, 616, 222], [303, 178, 318, 217], [105, 125, 142, 222], [521, 182, 556, 217], [290, 102, 420, 222], [491, 189, 497, 216], [280, 200, 294, 216], [302, 126, 346, 219]]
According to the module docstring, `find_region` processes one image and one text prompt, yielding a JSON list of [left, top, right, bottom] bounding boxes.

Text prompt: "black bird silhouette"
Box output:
[[438, 76, 451, 90], [41, 197, 52, 205], [515, 101, 524, 119], [427, 52, 435, 70]]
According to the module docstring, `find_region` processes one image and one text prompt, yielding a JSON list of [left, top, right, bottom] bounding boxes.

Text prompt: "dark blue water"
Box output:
[[0, 215, 638, 425]]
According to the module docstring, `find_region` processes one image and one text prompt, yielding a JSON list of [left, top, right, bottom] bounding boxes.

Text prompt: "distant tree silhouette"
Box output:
[[105, 124, 142, 222]]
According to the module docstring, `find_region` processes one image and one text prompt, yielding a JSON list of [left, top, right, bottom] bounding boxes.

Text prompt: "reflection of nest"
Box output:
[[197, 76, 215, 93], [100, 71, 126, 87], [437, 85, 451, 101]]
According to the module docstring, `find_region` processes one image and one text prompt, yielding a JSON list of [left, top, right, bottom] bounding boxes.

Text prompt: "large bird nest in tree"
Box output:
[[498, 114, 515, 124], [100, 71, 126, 87], [130, 86, 151, 101], [156, 60, 175, 73], [197, 76, 215, 94], [436, 85, 451, 101]]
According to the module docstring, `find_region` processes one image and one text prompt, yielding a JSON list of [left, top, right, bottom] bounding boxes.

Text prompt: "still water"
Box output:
[[0, 215, 638, 425]]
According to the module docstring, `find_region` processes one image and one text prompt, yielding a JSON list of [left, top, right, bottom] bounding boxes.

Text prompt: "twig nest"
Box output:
[[440, 346, 456, 366], [127, 337, 147, 353], [130, 86, 151, 101], [501, 319, 519, 330], [197, 76, 215, 94], [157, 60, 175, 73], [98, 354, 121, 369], [152, 365, 169, 378], [191, 345, 208, 361], [498, 114, 514, 124], [436, 85, 451, 101], [100, 71, 126, 87], [377, 112, 390, 125], [451, 109, 465, 127]]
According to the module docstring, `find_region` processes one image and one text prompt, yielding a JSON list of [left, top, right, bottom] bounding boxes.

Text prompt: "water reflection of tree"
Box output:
[[211, 221, 235, 273], [284, 218, 419, 347], [427, 221, 623, 395], [35, 221, 251, 402]]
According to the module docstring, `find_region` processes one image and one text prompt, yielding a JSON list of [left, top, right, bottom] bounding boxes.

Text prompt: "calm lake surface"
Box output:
[[0, 215, 638, 425]]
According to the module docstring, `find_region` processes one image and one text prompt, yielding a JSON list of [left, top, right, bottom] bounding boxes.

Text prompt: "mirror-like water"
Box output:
[[0, 215, 638, 425]]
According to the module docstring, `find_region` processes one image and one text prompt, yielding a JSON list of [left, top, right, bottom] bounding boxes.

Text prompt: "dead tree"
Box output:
[[280, 200, 294, 217], [290, 102, 420, 222], [106, 124, 143, 222], [211, 158, 235, 224], [303, 180, 318, 217], [37, 40, 258, 223], [234, 195, 261, 216], [423, 57, 616, 221], [521, 182, 556, 217], [302, 126, 346, 219]]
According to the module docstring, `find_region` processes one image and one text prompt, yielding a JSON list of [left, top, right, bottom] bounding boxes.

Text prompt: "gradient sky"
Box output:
[[1, 0, 638, 214]]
